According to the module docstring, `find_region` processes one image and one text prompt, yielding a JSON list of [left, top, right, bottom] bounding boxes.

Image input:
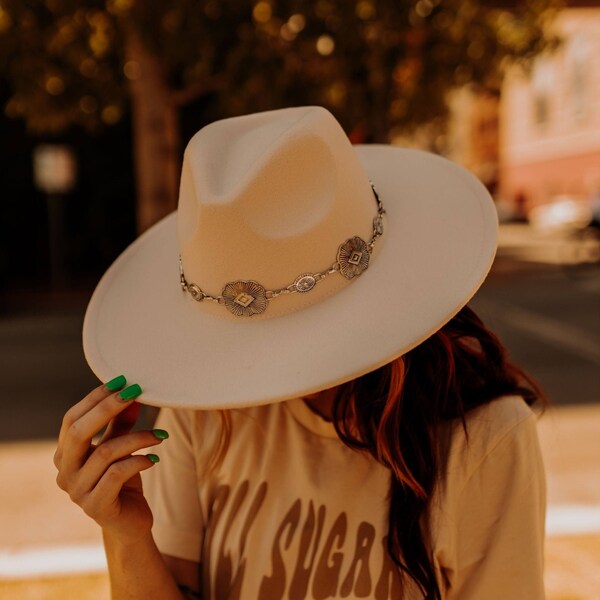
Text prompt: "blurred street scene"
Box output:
[[1, 0, 599, 598]]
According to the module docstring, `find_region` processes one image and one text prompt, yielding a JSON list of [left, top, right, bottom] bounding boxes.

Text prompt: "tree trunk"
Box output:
[[125, 29, 180, 234]]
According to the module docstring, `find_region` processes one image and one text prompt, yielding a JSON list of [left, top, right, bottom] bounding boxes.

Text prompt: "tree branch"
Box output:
[[168, 74, 227, 107]]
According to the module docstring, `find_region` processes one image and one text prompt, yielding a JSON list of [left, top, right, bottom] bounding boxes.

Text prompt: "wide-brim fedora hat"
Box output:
[[83, 106, 498, 410]]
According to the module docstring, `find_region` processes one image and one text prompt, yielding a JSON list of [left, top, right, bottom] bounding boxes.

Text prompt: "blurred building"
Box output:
[[498, 7, 600, 213], [446, 87, 500, 196], [445, 6, 600, 219]]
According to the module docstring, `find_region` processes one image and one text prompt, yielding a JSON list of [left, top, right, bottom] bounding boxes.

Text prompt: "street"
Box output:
[[473, 260, 600, 407]]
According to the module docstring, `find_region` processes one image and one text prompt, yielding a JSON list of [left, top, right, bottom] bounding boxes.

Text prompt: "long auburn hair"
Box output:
[[328, 304, 548, 599]]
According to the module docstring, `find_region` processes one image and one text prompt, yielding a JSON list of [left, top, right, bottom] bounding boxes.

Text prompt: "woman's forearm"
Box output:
[[103, 530, 185, 600]]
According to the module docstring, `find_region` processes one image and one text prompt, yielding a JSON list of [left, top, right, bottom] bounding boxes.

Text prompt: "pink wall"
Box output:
[[499, 9, 600, 210], [502, 150, 600, 210]]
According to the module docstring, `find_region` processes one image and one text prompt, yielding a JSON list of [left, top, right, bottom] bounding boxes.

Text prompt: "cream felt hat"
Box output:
[[82, 106, 498, 410]]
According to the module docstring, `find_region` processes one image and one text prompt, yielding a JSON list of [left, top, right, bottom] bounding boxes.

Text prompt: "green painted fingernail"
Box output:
[[106, 375, 126, 391], [119, 383, 142, 401], [146, 454, 160, 463], [152, 429, 169, 440]]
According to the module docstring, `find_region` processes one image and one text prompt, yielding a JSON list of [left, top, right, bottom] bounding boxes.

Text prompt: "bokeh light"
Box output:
[[316, 34, 335, 56], [45, 76, 65, 96], [123, 60, 141, 81], [253, 1, 272, 24]]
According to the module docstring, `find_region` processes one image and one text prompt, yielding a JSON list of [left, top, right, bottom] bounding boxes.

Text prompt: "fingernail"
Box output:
[[119, 383, 142, 401], [152, 429, 169, 440], [146, 454, 160, 463], [106, 375, 127, 391]]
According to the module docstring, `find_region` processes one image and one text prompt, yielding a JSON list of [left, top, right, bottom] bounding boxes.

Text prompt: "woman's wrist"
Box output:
[[103, 529, 184, 600], [102, 526, 155, 554]]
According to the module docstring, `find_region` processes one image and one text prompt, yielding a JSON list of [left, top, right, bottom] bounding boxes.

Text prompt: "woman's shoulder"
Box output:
[[431, 397, 546, 595], [462, 394, 537, 440], [156, 399, 286, 445], [441, 395, 540, 487]]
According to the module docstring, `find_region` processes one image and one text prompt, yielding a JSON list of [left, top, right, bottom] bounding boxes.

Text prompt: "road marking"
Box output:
[[0, 543, 106, 578], [547, 504, 600, 537], [0, 505, 599, 578], [476, 301, 600, 366]]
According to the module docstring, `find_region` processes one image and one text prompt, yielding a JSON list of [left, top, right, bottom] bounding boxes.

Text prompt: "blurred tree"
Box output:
[[0, 0, 560, 232]]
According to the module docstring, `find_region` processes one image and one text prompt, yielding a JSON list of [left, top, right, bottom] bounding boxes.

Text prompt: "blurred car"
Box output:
[[528, 195, 593, 232]]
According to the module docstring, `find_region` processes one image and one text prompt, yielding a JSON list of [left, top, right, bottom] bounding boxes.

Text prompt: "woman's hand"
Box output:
[[54, 376, 168, 546]]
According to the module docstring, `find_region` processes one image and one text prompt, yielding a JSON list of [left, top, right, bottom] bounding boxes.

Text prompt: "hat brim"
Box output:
[[83, 145, 497, 409]]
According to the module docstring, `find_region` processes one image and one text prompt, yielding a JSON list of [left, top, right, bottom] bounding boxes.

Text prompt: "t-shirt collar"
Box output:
[[284, 397, 339, 439]]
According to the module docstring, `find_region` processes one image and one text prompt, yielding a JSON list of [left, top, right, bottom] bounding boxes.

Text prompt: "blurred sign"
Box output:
[[33, 145, 77, 194]]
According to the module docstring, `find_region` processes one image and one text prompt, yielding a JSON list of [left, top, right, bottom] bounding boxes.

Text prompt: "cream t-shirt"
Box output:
[[143, 395, 546, 599]]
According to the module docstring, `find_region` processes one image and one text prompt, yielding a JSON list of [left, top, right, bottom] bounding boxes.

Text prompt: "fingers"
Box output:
[[54, 379, 122, 469], [57, 379, 121, 449], [57, 383, 143, 476], [81, 454, 157, 521], [69, 429, 166, 502]]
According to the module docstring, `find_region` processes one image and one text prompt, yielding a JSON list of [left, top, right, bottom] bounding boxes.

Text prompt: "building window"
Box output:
[[531, 58, 553, 130], [569, 37, 588, 123]]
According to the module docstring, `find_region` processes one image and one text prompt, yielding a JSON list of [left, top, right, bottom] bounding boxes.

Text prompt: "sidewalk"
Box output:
[[496, 222, 600, 269], [0, 403, 599, 599], [538, 404, 600, 599]]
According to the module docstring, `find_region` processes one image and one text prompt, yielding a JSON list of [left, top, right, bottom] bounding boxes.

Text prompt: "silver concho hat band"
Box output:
[[179, 182, 385, 317]]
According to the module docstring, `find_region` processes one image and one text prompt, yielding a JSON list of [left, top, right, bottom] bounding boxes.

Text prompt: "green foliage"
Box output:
[[0, 0, 561, 138]]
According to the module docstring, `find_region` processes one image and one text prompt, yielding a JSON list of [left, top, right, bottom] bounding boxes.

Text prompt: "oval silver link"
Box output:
[[187, 284, 204, 301]]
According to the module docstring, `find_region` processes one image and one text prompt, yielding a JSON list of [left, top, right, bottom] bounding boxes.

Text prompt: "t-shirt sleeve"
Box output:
[[142, 407, 205, 563], [444, 410, 547, 599]]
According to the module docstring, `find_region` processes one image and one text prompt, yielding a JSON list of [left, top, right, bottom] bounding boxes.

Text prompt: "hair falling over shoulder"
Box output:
[[331, 304, 548, 600]]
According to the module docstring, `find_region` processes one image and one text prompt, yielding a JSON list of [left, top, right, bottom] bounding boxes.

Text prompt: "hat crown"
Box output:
[[177, 106, 377, 319]]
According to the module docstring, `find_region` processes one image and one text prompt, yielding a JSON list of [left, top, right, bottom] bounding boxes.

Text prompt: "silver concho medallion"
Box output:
[[222, 280, 268, 317], [337, 237, 370, 279]]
